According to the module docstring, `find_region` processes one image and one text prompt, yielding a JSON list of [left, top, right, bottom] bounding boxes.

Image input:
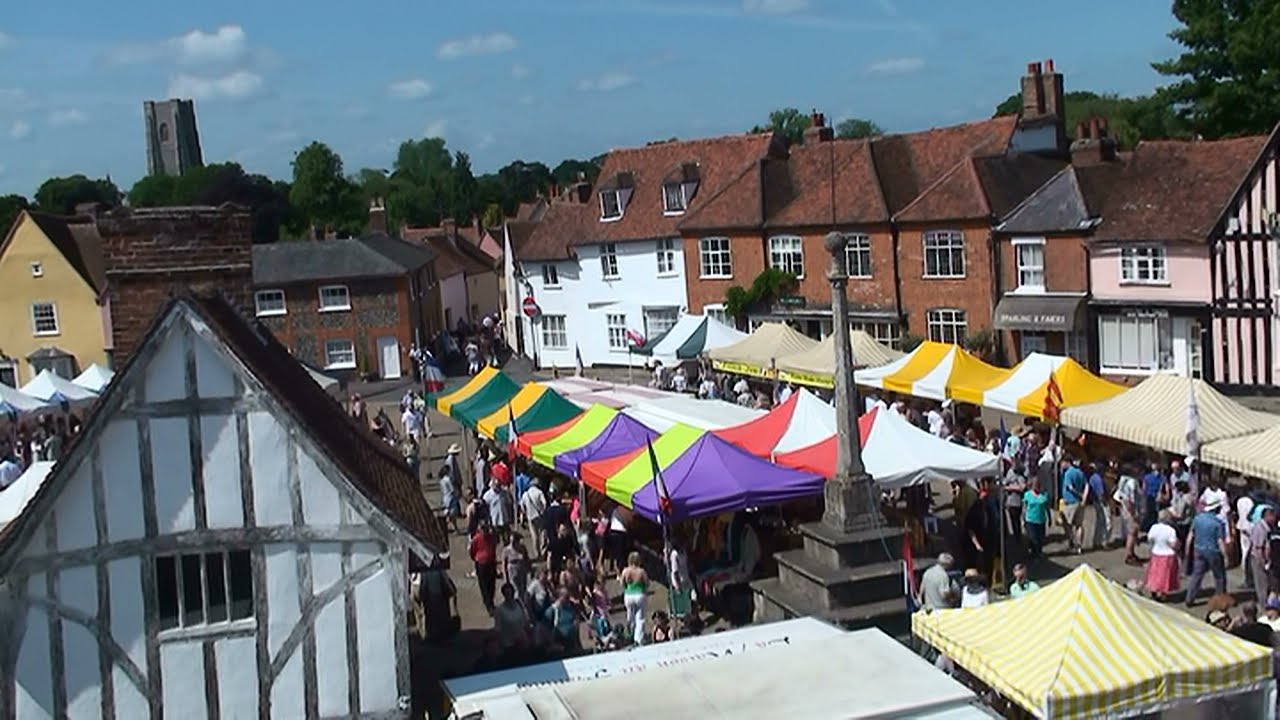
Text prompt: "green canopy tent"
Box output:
[[450, 372, 521, 428], [494, 390, 583, 444]]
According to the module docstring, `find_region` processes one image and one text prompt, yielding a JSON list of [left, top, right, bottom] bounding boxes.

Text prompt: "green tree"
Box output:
[[1154, 0, 1280, 138], [131, 163, 296, 243], [750, 108, 812, 145], [127, 174, 179, 207], [552, 158, 601, 186], [992, 90, 1189, 148], [450, 151, 478, 221], [388, 138, 456, 227], [289, 142, 364, 237], [835, 118, 884, 139], [34, 175, 122, 215], [481, 203, 505, 228], [723, 268, 798, 320], [0, 194, 31, 234]]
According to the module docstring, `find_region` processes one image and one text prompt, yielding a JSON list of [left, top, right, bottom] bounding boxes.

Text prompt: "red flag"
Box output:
[[902, 534, 919, 610], [625, 329, 646, 348], [1043, 371, 1064, 422]]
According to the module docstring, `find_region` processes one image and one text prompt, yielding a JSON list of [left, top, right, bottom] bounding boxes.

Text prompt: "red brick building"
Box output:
[[250, 234, 437, 380]]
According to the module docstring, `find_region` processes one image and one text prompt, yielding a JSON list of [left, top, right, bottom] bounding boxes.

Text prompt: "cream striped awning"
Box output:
[[1202, 424, 1280, 484], [912, 565, 1273, 719], [1059, 375, 1276, 455]]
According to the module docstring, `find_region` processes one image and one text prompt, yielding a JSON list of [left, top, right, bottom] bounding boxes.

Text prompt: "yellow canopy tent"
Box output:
[[950, 353, 1125, 418], [708, 322, 819, 378], [476, 382, 548, 439], [913, 565, 1273, 719], [775, 331, 905, 389], [434, 366, 501, 415], [853, 341, 1007, 401]]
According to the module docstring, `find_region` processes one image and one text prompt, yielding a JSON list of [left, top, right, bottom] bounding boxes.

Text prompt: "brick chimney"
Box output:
[[98, 204, 254, 365], [368, 197, 387, 234], [1042, 59, 1065, 123], [572, 171, 592, 204], [802, 110, 834, 144], [1021, 62, 1046, 118], [1070, 115, 1118, 165]]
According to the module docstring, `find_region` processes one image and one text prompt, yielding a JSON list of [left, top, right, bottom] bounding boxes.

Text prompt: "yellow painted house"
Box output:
[[0, 211, 109, 387]]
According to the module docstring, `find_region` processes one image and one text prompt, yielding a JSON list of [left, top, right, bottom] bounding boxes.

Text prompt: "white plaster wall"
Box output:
[[108, 557, 146, 677], [160, 641, 207, 720], [297, 446, 341, 526], [59, 565, 95, 619], [15, 604, 53, 719], [270, 649, 305, 719], [314, 594, 349, 716], [144, 327, 187, 403], [112, 662, 148, 720], [354, 543, 396, 713], [62, 621, 101, 719], [101, 420, 144, 542], [193, 331, 236, 399], [265, 544, 301, 658], [249, 411, 292, 527], [311, 543, 342, 595], [54, 462, 96, 553], [200, 413, 245, 529], [214, 635, 257, 720], [150, 416, 195, 533]]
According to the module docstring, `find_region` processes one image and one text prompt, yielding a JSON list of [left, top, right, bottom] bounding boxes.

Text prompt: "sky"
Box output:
[[0, 0, 1183, 197]]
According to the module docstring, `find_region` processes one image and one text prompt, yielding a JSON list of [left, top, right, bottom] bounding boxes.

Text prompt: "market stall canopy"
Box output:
[[1201, 424, 1280, 484], [637, 314, 749, 365], [715, 388, 837, 458], [552, 413, 659, 479], [581, 425, 824, 523], [1060, 375, 1275, 454], [951, 353, 1124, 418], [622, 395, 764, 432], [0, 382, 52, 415], [448, 371, 521, 428], [912, 564, 1273, 720], [567, 385, 678, 410], [72, 363, 114, 392], [476, 382, 558, 438], [775, 406, 999, 487], [434, 366, 505, 414], [516, 404, 616, 466], [492, 390, 581, 444], [853, 341, 1006, 401], [21, 369, 99, 403], [776, 332, 905, 388], [539, 377, 612, 396], [303, 364, 340, 391], [0, 461, 55, 528], [708, 322, 819, 378]]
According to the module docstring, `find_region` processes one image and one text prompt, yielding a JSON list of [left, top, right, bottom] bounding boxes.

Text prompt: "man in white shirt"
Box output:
[[519, 479, 548, 555], [401, 406, 422, 442], [925, 406, 946, 437], [0, 455, 22, 490]]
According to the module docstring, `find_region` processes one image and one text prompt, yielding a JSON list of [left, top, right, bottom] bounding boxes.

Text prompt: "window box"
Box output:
[[606, 313, 628, 352], [1098, 312, 1173, 373], [254, 289, 287, 317], [541, 315, 568, 349], [600, 191, 622, 221], [656, 238, 678, 276], [600, 244, 620, 279], [926, 308, 967, 344], [843, 234, 872, 279], [1120, 245, 1168, 284], [662, 183, 686, 215], [542, 264, 560, 288], [318, 285, 351, 312], [155, 550, 254, 637]]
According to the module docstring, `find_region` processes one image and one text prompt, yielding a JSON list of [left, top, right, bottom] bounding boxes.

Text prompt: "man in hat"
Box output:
[[445, 443, 464, 495], [1186, 497, 1229, 607]]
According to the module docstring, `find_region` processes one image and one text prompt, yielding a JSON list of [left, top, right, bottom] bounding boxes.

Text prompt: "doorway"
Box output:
[[377, 336, 402, 379]]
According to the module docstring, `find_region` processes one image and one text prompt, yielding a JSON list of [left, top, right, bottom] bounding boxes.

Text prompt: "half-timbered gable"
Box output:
[[1211, 122, 1280, 389], [0, 293, 445, 719]]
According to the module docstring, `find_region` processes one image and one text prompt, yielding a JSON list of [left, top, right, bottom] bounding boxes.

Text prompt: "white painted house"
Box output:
[[509, 134, 769, 370], [0, 294, 446, 719]]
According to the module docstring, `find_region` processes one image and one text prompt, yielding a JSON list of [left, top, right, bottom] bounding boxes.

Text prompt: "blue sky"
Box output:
[[0, 0, 1182, 197]]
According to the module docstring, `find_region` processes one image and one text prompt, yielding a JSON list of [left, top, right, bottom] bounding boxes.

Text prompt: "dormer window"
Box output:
[[663, 183, 686, 214], [600, 190, 622, 220]]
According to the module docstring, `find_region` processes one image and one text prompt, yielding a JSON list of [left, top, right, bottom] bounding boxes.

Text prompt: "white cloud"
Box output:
[[438, 32, 517, 60], [424, 119, 448, 138], [8, 120, 30, 139], [168, 70, 264, 101], [0, 31, 12, 49], [48, 109, 89, 127], [106, 25, 252, 67], [867, 56, 925, 76], [388, 78, 432, 100], [511, 63, 530, 79], [742, 0, 810, 15], [577, 72, 636, 93]]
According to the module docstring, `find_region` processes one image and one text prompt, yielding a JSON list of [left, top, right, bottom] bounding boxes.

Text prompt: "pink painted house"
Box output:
[[1088, 136, 1268, 383]]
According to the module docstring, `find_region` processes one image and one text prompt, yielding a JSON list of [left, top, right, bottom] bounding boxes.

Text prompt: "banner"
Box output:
[[711, 359, 773, 379]]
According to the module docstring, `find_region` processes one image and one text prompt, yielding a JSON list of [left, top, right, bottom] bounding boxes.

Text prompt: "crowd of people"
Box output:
[[0, 412, 83, 490], [434, 314, 507, 377]]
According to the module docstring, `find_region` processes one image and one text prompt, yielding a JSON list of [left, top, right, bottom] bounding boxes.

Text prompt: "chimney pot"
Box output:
[[1044, 58, 1055, 73], [1088, 116, 1101, 139], [1027, 62, 1041, 75], [1076, 121, 1088, 140]]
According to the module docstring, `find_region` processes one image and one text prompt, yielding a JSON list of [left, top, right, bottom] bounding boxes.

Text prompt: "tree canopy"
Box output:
[[0, 194, 29, 234], [750, 107, 812, 145], [835, 118, 884, 139], [34, 175, 122, 215], [993, 90, 1190, 148], [290, 142, 364, 237], [128, 163, 296, 242], [1153, 0, 1280, 138]]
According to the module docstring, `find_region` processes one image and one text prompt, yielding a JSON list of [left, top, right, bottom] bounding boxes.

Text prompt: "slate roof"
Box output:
[[252, 234, 434, 285], [998, 161, 1128, 234], [19, 211, 107, 294], [1094, 135, 1268, 243], [896, 151, 1065, 223]]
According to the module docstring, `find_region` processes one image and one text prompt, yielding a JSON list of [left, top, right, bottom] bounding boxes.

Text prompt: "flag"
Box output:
[[1185, 381, 1201, 462], [506, 401, 519, 461], [902, 534, 919, 612], [1043, 371, 1064, 422], [575, 344, 585, 377], [421, 350, 445, 393], [625, 329, 646, 348], [647, 439, 673, 526]]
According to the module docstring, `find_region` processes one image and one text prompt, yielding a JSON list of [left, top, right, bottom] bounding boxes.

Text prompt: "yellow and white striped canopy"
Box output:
[[912, 565, 1273, 719], [853, 341, 1006, 401], [949, 353, 1125, 419]]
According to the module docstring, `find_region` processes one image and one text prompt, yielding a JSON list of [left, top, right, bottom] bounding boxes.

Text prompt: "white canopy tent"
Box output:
[[0, 461, 55, 528], [622, 395, 765, 432], [22, 369, 100, 404], [0, 382, 52, 415], [642, 314, 748, 367], [72, 363, 114, 392]]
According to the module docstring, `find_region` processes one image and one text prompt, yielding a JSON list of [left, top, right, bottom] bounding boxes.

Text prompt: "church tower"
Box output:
[[143, 99, 204, 176]]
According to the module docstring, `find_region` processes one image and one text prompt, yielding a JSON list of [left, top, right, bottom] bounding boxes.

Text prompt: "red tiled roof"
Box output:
[[872, 115, 1018, 215], [763, 140, 891, 228], [586, 133, 772, 243], [1095, 135, 1268, 243], [514, 202, 594, 261], [895, 158, 990, 222], [897, 151, 1065, 223], [678, 159, 763, 232]]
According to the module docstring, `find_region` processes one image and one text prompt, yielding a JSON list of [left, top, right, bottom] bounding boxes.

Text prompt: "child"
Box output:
[[651, 610, 672, 643]]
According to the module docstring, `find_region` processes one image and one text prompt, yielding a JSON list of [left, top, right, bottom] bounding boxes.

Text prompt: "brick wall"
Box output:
[[258, 277, 412, 377], [682, 232, 766, 313], [98, 205, 253, 365], [793, 228, 897, 311], [897, 221, 995, 342], [996, 233, 1089, 295]]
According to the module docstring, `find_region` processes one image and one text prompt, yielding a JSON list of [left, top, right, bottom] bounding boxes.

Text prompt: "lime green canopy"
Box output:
[[451, 372, 521, 428], [529, 404, 618, 469], [601, 423, 703, 506], [494, 390, 583, 444]]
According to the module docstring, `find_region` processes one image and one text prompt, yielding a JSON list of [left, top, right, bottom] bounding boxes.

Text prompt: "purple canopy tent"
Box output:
[[628, 433, 824, 523], [554, 414, 660, 478]]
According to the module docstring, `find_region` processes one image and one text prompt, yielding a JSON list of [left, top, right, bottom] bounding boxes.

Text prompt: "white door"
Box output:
[[377, 336, 402, 379]]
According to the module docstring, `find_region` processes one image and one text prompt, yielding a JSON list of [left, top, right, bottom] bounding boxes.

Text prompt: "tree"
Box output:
[[289, 142, 364, 237], [749, 108, 812, 145], [129, 163, 296, 243], [552, 158, 601, 186], [34, 175, 121, 215], [835, 118, 884, 139], [450, 151, 478, 222], [0, 194, 30, 233], [992, 90, 1188, 148], [481, 203, 504, 228], [1154, 0, 1280, 138], [127, 174, 179, 207], [723, 268, 798, 320]]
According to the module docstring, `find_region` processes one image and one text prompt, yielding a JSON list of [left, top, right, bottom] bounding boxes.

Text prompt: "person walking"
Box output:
[[1087, 461, 1110, 550], [1186, 499, 1229, 607], [1022, 479, 1050, 562], [1002, 464, 1026, 543], [1060, 458, 1089, 554], [918, 553, 958, 611], [1008, 563, 1041, 598], [619, 551, 649, 646], [1142, 463, 1167, 533], [439, 466, 460, 534], [1114, 466, 1142, 566], [1249, 507, 1276, 607], [520, 477, 548, 557], [483, 479, 513, 542], [1145, 510, 1181, 602], [470, 519, 499, 614], [503, 533, 532, 606]]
